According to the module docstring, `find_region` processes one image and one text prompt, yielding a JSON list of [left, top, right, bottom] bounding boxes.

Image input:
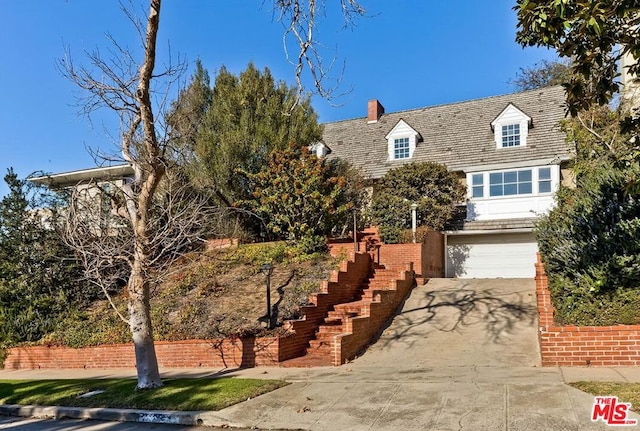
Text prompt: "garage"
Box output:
[[445, 232, 538, 278]]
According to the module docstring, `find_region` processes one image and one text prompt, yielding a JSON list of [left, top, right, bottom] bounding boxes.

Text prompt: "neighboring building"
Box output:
[[621, 52, 640, 112], [322, 86, 572, 278], [29, 164, 135, 190], [29, 164, 135, 234]]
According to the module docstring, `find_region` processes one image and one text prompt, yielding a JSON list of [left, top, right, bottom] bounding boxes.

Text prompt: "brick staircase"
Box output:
[[327, 226, 382, 259], [281, 261, 415, 367]]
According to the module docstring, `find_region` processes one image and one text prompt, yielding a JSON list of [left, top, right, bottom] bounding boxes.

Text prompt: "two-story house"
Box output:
[[321, 85, 571, 278], [31, 87, 570, 278]]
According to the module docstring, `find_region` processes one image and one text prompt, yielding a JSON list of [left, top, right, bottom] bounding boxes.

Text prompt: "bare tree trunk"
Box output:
[[126, 0, 163, 389], [128, 252, 161, 388]]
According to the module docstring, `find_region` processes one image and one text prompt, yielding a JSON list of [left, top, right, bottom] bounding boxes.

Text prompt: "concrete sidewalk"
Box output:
[[205, 365, 640, 430], [1, 365, 640, 430]]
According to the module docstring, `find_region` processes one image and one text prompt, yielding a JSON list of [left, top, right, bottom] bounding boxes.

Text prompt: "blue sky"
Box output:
[[0, 1, 559, 197]]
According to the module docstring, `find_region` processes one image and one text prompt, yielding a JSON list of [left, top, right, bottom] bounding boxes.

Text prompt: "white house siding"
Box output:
[[446, 232, 538, 278], [467, 195, 555, 220]]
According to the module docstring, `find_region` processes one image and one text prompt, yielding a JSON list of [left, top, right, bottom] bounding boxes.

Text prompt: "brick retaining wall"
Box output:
[[377, 234, 443, 282], [278, 251, 372, 361], [536, 257, 640, 366], [3, 338, 281, 370], [336, 263, 416, 363]]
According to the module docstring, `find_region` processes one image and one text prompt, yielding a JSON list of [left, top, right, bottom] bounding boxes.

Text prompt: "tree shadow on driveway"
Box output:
[[377, 281, 538, 350]]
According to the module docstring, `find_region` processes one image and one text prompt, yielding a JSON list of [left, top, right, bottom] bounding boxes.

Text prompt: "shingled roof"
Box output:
[[323, 85, 570, 179]]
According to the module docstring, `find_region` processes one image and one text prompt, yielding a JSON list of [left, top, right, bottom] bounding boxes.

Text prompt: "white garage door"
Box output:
[[446, 232, 538, 278]]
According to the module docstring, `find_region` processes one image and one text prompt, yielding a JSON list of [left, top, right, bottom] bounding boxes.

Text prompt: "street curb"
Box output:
[[0, 404, 212, 426]]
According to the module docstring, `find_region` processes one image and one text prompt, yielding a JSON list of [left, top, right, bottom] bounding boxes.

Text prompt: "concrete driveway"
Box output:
[[201, 278, 640, 430], [352, 278, 540, 369]]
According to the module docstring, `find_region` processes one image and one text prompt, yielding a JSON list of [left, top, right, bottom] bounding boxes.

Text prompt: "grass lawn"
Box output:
[[569, 382, 640, 411], [0, 377, 288, 411]]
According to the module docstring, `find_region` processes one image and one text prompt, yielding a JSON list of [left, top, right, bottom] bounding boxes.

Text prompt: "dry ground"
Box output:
[[46, 243, 339, 347]]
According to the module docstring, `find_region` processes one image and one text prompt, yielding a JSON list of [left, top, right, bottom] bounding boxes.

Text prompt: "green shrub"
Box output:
[[245, 145, 366, 250], [371, 192, 410, 244], [49, 310, 130, 348], [371, 162, 464, 243], [537, 165, 640, 325], [292, 235, 328, 255], [228, 242, 289, 266]]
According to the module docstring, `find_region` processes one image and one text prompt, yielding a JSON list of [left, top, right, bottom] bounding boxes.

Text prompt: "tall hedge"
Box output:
[[536, 108, 640, 325]]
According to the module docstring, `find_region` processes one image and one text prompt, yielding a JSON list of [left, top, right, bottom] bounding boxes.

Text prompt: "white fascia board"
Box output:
[[29, 164, 134, 187], [461, 157, 567, 173], [491, 103, 532, 128], [384, 119, 417, 140], [444, 228, 535, 235]]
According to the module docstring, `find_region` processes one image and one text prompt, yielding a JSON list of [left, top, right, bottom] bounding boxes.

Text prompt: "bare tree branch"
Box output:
[[274, 0, 365, 108]]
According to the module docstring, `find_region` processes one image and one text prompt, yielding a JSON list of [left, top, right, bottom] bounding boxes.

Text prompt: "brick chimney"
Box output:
[[367, 99, 385, 123]]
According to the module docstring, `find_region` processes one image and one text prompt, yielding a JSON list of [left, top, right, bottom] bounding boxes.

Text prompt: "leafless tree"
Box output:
[[275, 0, 366, 106], [58, 0, 185, 389], [58, 0, 364, 389]]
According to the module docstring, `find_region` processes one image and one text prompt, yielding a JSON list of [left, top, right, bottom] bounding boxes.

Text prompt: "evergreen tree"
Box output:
[[167, 60, 212, 161], [0, 169, 85, 345], [168, 62, 323, 209]]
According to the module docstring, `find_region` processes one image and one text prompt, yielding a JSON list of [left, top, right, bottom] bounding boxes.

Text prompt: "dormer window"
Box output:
[[385, 119, 421, 161], [394, 137, 410, 159], [309, 141, 332, 158], [501, 124, 521, 147], [491, 104, 531, 149]]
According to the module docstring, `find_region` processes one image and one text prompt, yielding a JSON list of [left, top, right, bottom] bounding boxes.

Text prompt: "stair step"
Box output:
[[318, 324, 344, 334], [334, 301, 365, 313], [366, 280, 395, 288], [327, 311, 359, 320], [324, 314, 345, 323], [309, 339, 333, 351], [370, 273, 400, 280], [327, 309, 359, 319], [359, 292, 381, 302], [363, 285, 395, 293], [315, 331, 340, 341]]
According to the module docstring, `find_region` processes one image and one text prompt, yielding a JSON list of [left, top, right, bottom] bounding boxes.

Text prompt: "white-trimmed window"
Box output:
[[467, 165, 559, 200], [394, 137, 410, 159], [501, 124, 521, 147], [538, 167, 552, 193], [471, 173, 484, 198], [489, 169, 532, 196], [491, 104, 531, 149], [385, 119, 420, 161]]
